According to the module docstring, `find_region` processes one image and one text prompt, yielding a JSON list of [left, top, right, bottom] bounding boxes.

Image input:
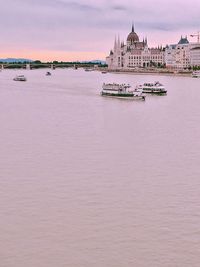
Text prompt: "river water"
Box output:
[[0, 69, 200, 267]]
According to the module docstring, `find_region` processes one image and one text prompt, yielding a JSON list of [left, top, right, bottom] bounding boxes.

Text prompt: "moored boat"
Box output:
[[85, 68, 94, 72], [138, 81, 167, 94], [101, 83, 145, 100], [192, 71, 200, 78], [13, 75, 27, 81]]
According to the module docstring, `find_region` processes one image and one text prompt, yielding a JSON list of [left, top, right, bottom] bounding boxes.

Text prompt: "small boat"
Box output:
[[101, 71, 107, 74], [192, 71, 200, 78], [46, 71, 52, 76], [138, 81, 167, 94], [85, 68, 94, 72], [13, 75, 27, 81], [101, 83, 145, 100]]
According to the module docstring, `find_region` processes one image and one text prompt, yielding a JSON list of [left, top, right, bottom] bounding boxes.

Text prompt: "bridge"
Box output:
[[0, 62, 105, 70]]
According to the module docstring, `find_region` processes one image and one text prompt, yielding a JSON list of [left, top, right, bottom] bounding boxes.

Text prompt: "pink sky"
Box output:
[[1, 0, 200, 61]]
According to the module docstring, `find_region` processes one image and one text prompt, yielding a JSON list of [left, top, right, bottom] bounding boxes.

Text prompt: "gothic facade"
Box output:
[[106, 25, 165, 70]]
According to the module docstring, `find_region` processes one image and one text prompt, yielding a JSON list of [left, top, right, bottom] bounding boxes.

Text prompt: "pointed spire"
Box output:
[[132, 22, 134, 32], [114, 35, 117, 51], [118, 34, 120, 48]]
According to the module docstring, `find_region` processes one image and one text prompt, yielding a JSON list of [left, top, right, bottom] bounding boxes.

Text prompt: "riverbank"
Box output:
[[106, 68, 193, 77], [0, 64, 194, 77]]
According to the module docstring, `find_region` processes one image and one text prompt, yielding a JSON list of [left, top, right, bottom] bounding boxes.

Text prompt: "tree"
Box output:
[[34, 60, 42, 64]]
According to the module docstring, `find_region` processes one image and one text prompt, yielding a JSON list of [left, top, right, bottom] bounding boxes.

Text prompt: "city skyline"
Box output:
[[1, 0, 200, 61]]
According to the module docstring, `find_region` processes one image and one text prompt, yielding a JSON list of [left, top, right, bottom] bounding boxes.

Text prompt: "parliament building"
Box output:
[[106, 24, 165, 70]]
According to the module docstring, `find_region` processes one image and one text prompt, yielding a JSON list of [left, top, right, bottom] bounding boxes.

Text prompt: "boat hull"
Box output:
[[13, 78, 27, 81], [142, 90, 167, 94], [101, 92, 145, 100]]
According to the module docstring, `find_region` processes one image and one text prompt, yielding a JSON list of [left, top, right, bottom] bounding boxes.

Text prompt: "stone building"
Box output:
[[165, 36, 200, 69], [106, 24, 165, 70]]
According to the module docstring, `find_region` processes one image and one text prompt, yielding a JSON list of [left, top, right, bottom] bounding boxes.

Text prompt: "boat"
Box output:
[[13, 75, 27, 81], [101, 83, 145, 100], [138, 81, 167, 94], [101, 71, 107, 74], [192, 71, 200, 78], [85, 68, 94, 72], [46, 71, 52, 76]]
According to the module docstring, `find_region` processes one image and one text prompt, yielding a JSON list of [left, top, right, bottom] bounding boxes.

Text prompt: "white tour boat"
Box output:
[[192, 71, 200, 78], [101, 83, 145, 100], [13, 75, 27, 81], [138, 81, 167, 94]]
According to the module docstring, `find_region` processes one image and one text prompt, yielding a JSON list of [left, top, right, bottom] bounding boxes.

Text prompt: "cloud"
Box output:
[[111, 5, 127, 11], [0, 0, 200, 60]]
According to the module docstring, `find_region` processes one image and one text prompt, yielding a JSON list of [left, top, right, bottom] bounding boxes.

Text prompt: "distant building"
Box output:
[[189, 43, 200, 67], [165, 36, 200, 69], [106, 24, 165, 70]]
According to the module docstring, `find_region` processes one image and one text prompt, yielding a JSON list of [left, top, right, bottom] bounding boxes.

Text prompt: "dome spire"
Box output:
[[127, 23, 139, 43], [132, 22, 135, 32]]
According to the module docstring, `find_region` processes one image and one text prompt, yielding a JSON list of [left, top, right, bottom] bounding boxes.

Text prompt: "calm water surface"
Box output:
[[0, 69, 200, 267]]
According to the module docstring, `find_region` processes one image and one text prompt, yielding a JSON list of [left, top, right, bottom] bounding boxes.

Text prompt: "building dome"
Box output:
[[127, 24, 139, 43]]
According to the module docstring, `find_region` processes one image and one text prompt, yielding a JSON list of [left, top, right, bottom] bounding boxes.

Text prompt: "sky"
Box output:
[[0, 0, 200, 61]]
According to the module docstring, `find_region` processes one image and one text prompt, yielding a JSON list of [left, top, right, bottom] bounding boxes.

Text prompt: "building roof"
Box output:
[[178, 36, 189, 44], [127, 24, 139, 43]]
